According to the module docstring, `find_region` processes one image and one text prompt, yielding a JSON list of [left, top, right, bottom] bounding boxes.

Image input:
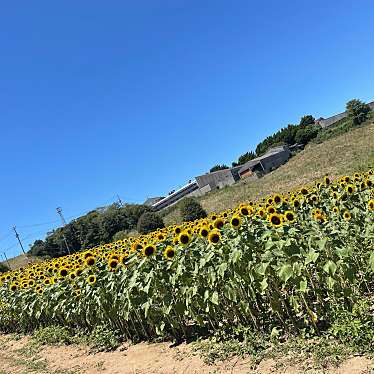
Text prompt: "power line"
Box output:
[[56, 207, 71, 255], [17, 219, 60, 229]]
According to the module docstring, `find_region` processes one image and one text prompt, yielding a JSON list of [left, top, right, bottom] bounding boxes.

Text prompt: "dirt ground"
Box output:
[[1, 334, 373, 374]]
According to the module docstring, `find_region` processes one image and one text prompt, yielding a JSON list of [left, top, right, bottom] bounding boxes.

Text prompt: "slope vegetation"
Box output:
[[163, 120, 374, 225]]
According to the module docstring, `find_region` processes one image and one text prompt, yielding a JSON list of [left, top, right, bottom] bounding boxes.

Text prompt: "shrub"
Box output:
[[136, 212, 165, 234], [0, 263, 10, 273], [33, 326, 74, 345], [180, 197, 207, 222], [112, 230, 127, 241], [346, 99, 371, 125], [88, 325, 121, 352], [299, 115, 315, 126], [294, 125, 320, 145]]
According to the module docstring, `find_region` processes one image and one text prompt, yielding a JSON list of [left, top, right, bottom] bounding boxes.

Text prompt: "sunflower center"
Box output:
[[231, 218, 240, 226], [271, 216, 281, 225]]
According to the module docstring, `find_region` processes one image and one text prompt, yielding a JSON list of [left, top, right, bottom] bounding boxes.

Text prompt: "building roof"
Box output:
[[238, 145, 290, 174], [151, 181, 198, 208], [143, 197, 164, 206]]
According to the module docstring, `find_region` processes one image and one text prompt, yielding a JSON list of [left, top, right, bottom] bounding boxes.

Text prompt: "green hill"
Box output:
[[162, 116, 374, 225]]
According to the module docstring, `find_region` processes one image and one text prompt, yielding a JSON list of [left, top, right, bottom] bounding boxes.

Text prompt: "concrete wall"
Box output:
[[195, 168, 239, 190], [261, 150, 290, 172]]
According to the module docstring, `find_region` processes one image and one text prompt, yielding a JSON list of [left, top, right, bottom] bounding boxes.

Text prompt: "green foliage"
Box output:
[[346, 99, 371, 125], [312, 118, 355, 144], [88, 325, 121, 352], [29, 203, 151, 258], [329, 299, 374, 351], [210, 164, 229, 172], [136, 211, 165, 234], [299, 115, 315, 126], [232, 151, 256, 167], [294, 125, 320, 145], [179, 197, 207, 222], [33, 326, 74, 345], [0, 263, 10, 273], [255, 124, 297, 155], [112, 230, 127, 241]]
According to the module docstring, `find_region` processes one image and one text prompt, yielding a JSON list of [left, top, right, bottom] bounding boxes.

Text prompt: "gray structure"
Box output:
[[151, 167, 242, 211], [151, 181, 200, 211], [195, 167, 241, 192], [316, 101, 374, 128], [238, 145, 291, 179], [143, 197, 164, 206]]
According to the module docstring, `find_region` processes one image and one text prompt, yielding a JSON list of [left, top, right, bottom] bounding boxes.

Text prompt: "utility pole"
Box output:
[[2, 252, 11, 270], [13, 226, 26, 255], [56, 207, 71, 255], [117, 195, 124, 207]]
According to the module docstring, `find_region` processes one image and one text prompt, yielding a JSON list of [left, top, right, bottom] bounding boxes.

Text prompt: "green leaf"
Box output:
[[211, 291, 219, 305], [323, 260, 337, 276], [217, 263, 228, 277], [278, 264, 293, 283], [260, 277, 268, 292], [299, 279, 307, 293], [369, 251, 374, 272], [305, 250, 319, 265]]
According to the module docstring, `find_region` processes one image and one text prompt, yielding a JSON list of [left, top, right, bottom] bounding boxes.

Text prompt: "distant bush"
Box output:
[[0, 263, 10, 273], [112, 230, 127, 241], [294, 125, 320, 144], [299, 115, 315, 126], [29, 203, 151, 258], [346, 99, 371, 126], [180, 197, 207, 222], [137, 212, 165, 234], [210, 164, 229, 172]]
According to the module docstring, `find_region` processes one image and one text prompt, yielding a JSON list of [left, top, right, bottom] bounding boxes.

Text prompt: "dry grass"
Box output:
[[164, 121, 374, 225], [1, 254, 42, 271]]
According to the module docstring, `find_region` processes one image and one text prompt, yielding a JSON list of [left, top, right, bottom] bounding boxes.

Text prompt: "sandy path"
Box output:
[[0, 334, 373, 374]]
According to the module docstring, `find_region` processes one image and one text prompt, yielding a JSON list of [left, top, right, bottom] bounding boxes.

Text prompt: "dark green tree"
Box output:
[[137, 212, 165, 234], [346, 99, 371, 125], [299, 115, 315, 126], [29, 204, 151, 258], [232, 151, 256, 166], [180, 197, 207, 222], [294, 126, 319, 144], [210, 164, 229, 172], [112, 230, 127, 241], [0, 262, 10, 273]]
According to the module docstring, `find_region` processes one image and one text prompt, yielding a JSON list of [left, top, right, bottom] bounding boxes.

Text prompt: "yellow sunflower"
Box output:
[[208, 230, 221, 245], [268, 213, 283, 227], [163, 246, 175, 260], [230, 215, 242, 229]]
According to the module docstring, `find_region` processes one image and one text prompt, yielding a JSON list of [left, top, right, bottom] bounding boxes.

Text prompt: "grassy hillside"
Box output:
[[1, 254, 42, 271], [163, 119, 374, 225]]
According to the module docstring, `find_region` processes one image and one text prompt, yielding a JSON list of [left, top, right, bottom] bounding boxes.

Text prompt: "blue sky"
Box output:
[[1, 0, 374, 258]]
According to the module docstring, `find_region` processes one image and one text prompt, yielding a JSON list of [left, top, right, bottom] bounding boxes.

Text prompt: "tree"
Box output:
[[0, 262, 10, 273], [294, 126, 319, 145], [137, 212, 165, 234], [180, 197, 207, 222], [299, 115, 315, 127], [112, 231, 127, 241], [210, 164, 229, 173], [346, 99, 370, 125], [29, 204, 151, 258], [232, 151, 256, 166]]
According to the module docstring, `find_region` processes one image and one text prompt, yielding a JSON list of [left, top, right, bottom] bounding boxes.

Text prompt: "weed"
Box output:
[[88, 325, 121, 352]]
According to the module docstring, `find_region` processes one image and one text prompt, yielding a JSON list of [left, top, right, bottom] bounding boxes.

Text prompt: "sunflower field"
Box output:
[[1, 170, 374, 342]]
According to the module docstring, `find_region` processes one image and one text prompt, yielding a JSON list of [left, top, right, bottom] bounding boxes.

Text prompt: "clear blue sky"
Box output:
[[1, 1, 374, 258]]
